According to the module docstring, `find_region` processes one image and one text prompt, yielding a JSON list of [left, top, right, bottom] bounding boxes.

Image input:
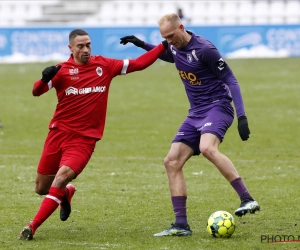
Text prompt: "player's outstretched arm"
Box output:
[[120, 35, 173, 63], [126, 41, 168, 73], [32, 65, 61, 96]]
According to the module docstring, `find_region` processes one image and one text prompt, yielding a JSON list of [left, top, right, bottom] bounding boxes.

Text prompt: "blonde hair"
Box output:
[[158, 13, 181, 27]]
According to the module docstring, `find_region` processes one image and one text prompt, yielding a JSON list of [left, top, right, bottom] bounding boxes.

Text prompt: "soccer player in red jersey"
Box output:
[[18, 29, 168, 240]]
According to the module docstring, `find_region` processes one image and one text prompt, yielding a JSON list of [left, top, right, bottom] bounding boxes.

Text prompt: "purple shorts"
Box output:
[[172, 102, 234, 155]]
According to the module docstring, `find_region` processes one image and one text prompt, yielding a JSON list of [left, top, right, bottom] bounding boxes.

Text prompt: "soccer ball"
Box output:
[[207, 210, 235, 238]]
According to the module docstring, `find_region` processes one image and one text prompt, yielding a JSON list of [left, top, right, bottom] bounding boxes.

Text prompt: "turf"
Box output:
[[0, 58, 299, 249]]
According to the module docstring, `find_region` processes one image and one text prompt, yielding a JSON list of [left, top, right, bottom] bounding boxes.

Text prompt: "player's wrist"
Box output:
[[137, 40, 145, 48], [41, 77, 50, 83], [238, 116, 247, 121]]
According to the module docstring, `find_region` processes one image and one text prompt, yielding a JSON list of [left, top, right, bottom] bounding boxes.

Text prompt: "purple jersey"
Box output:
[[144, 31, 246, 118]]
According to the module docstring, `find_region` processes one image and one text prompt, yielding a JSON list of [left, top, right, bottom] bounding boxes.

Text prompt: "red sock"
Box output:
[[30, 186, 65, 233]]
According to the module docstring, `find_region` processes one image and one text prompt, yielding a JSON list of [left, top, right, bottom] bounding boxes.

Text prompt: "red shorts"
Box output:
[[37, 129, 96, 176]]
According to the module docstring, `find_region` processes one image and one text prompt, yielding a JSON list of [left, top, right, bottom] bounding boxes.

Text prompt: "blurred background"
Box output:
[[0, 0, 300, 62]]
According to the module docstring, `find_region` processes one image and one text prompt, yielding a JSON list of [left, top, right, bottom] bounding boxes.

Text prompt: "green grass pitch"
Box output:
[[0, 58, 299, 249]]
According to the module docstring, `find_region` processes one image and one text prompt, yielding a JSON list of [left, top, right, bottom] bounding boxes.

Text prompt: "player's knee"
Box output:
[[164, 155, 175, 168], [34, 173, 54, 195], [35, 185, 48, 195], [200, 145, 216, 160], [164, 155, 182, 171], [164, 156, 169, 168]]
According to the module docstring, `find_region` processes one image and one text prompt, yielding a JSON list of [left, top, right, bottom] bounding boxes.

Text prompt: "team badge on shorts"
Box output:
[[96, 67, 103, 76]]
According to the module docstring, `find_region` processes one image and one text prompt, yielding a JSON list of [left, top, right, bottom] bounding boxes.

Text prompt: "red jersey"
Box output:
[[32, 44, 165, 139]]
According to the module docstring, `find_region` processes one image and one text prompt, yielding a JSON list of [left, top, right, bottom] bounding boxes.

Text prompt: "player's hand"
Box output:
[[120, 35, 144, 48], [238, 116, 250, 141], [41, 65, 61, 83]]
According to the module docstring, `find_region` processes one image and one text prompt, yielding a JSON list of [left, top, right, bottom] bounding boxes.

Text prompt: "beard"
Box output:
[[80, 54, 90, 64]]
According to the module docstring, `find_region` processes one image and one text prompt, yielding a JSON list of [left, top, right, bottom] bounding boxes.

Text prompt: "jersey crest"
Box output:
[[96, 67, 103, 76], [187, 54, 193, 63]]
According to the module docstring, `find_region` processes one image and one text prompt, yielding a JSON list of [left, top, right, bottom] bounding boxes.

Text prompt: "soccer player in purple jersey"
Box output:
[[120, 13, 260, 237]]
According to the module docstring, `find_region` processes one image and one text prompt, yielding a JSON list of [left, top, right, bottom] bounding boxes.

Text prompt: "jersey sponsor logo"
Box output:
[[96, 67, 103, 76], [79, 86, 106, 94], [69, 68, 79, 75], [192, 50, 199, 61], [216, 58, 226, 71], [65, 87, 78, 95], [65, 86, 106, 95], [187, 54, 193, 63], [176, 131, 184, 136], [179, 70, 201, 86]]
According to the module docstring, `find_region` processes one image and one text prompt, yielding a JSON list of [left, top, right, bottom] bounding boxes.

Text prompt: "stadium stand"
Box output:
[[0, 1, 58, 26], [0, 0, 299, 27]]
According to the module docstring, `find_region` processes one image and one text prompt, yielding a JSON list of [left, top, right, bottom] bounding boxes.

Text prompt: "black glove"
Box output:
[[120, 35, 144, 48], [161, 40, 168, 50], [238, 116, 250, 141], [41, 65, 61, 83]]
